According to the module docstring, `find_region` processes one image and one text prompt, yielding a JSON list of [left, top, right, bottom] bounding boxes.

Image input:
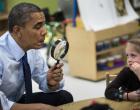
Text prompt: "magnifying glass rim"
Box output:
[[51, 39, 69, 60]]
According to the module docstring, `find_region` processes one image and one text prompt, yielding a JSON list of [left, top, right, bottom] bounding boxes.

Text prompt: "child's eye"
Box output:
[[125, 53, 137, 58], [130, 54, 136, 58]]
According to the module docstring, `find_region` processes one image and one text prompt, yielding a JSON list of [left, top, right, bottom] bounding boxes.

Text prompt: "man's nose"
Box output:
[[41, 27, 47, 36]]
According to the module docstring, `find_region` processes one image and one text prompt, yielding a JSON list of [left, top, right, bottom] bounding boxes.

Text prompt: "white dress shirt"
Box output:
[[0, 31, 64, 110]]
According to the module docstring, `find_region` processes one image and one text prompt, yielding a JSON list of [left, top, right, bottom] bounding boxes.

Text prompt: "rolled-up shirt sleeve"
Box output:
[[0, 63, 15, 110], [0, 91, 14, 110]]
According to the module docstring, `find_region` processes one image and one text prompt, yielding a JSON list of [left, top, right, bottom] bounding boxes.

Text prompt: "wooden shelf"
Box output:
[[0, 0, 8, 36], [96, 45, 126, 56], [0, 30, 6, 36], [67, 21, 140, 81], [96, 66, 125, 80], [95, 21, 140, 42], [0, 13, 8, 20], [0, 13, 8, 36]]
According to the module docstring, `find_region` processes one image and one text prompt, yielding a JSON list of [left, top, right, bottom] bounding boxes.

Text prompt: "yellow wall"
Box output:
[[7, 0, 58, 14]]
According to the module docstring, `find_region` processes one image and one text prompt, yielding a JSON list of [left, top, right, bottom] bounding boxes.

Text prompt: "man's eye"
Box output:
[[34, 23, 46, 30], [34, 25, 42, 29]]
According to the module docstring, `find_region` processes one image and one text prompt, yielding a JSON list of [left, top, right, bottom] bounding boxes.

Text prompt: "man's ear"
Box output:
[[12, 25, 22, 38]]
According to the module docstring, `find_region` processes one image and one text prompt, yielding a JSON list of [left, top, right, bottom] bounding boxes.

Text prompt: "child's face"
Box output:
[[126, 42, 140, 68]]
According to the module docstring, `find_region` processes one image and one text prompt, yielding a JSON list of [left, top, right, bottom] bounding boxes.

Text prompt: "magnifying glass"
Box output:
[[47, 39, 69, 67]]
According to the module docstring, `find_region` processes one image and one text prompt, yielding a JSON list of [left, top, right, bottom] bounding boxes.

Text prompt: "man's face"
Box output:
[[19, 12, 47, 50]]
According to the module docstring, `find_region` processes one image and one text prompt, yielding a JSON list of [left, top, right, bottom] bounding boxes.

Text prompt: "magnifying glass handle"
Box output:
[[53, 60, 60, 69], [48, 60, 59, 68], [56, 60, 60, 65]]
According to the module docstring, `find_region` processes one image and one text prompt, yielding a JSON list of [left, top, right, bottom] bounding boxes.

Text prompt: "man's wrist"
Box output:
[[47, 83, 59, 90], [47, 83, 55, 87]]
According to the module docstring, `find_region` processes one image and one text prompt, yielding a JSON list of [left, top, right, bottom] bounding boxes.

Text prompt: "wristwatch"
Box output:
[[118, 93, 123, 101], [118, 87, 124, 101]]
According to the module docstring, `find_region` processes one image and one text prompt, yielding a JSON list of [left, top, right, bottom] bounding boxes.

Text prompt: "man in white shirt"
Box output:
[[0, 2, 73, 110]]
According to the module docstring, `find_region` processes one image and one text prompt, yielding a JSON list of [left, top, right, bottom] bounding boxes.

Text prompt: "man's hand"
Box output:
[[47, 63, 64, 89], [11, 103, 63, 110]]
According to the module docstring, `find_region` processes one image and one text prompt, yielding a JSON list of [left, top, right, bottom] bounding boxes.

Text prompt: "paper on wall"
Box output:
[[77, 0, 139, 31], [117, 0, 139, 24]]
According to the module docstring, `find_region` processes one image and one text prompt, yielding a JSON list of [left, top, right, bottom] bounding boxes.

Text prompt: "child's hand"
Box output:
[[136, 89, 140, 94], [130, 62, 140, 80], [127, 90, 140, 101]]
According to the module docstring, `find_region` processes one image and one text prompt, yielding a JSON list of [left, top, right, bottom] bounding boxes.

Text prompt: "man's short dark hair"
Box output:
[[8, 2, 42, 32]]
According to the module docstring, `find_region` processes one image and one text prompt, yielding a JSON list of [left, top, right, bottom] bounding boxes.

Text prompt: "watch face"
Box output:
[[119, 94, 123, 99], [51, 39, 69, 60]]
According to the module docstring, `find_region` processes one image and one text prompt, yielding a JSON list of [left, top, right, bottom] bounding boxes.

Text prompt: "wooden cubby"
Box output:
[[0, 0, 8, 36], [66, 21, 140, 81], [0, 13, 8, 36]]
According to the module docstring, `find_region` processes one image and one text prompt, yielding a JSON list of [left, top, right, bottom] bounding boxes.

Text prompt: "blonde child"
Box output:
[[105, 35, 140, 101]]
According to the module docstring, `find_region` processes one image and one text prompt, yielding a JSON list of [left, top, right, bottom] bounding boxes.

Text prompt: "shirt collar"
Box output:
[[7, 32, 25, 61]]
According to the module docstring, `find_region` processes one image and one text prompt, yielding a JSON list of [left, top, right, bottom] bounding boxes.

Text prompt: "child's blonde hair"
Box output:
[[128, 34, 140, 53]]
